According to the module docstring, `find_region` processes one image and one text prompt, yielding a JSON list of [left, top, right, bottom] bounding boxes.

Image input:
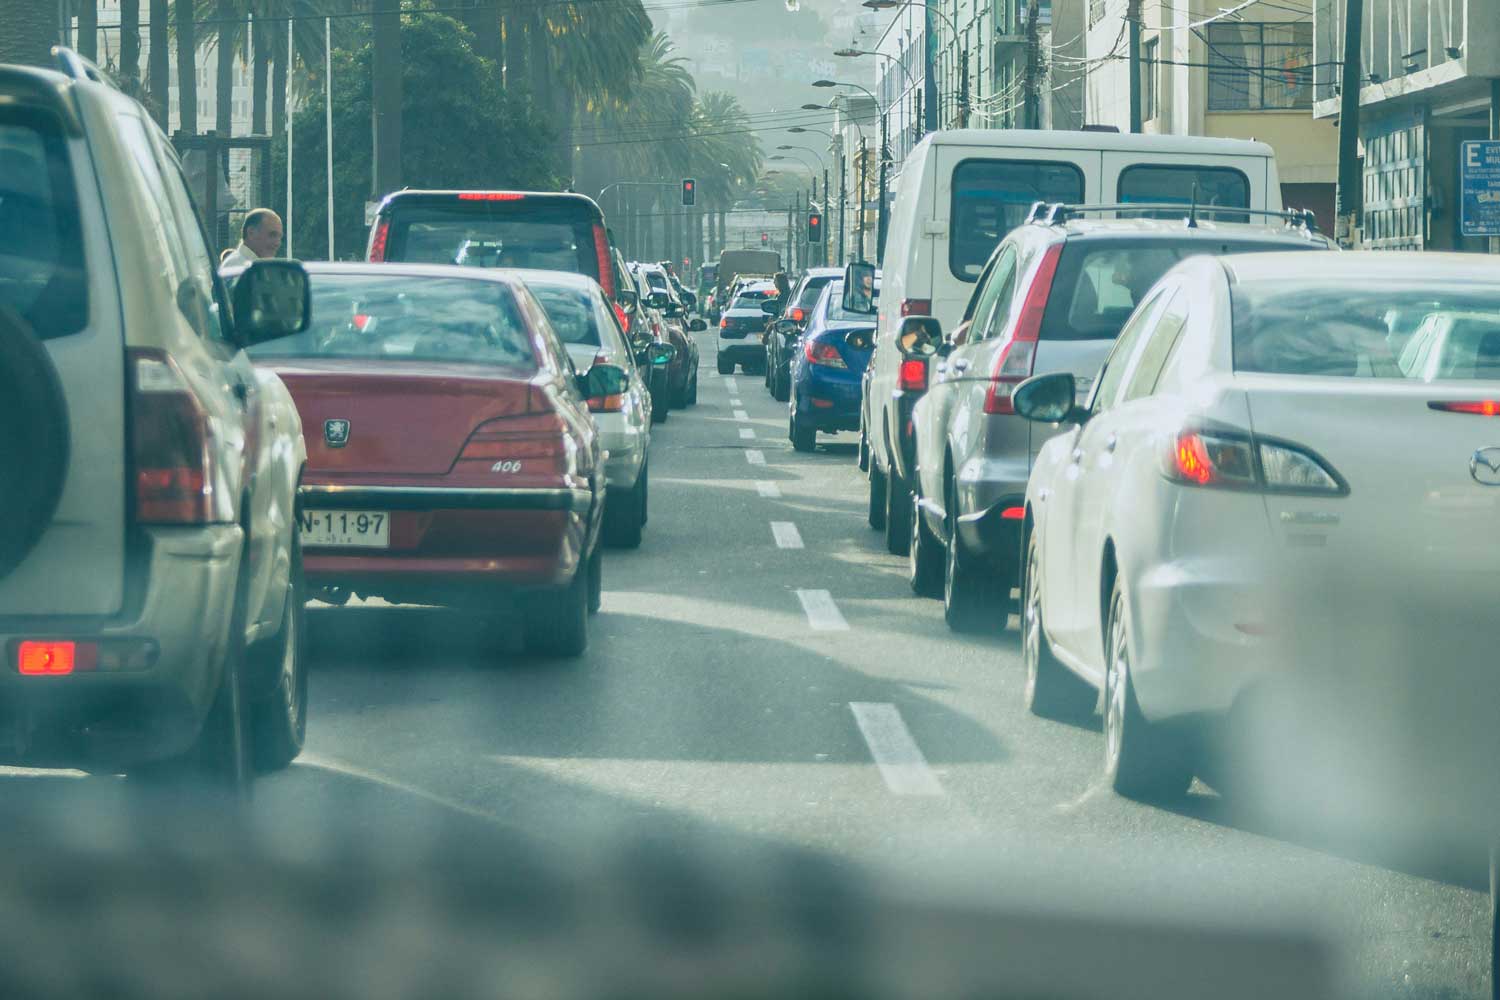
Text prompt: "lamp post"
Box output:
[[813, 79, 887, 263], [861, 0, 965, 133], [786, 132, 832, 264], [802, 103, 868, 264]]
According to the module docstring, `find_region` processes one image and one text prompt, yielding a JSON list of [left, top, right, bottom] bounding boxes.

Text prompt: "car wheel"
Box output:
[[857, 427, 870, 472], [764, 355, 772, 388], [908, 493, 943, 597], [884, 470, 911, 556], [0, 306, 69, 580], [651, 390, 668, 424], [587, 547, 602, 616], [867, 459, 887, 531], [640, 463, 649, 526], [790, 411, 817, 452], [603, 475, 645, 549], [942, 479, 999, 632], [686, 366, 698, 405], [772, 366, 790, 403], [1103, 574, 1193, 800], [249, 530, 308, 772], [1022, 531, 1093, 720], [524, 563, 589, 657], [717, 355, 734, 376]]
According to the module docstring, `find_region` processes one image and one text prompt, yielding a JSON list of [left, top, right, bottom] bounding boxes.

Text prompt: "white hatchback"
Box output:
[[1014, 251, 1500, 818]]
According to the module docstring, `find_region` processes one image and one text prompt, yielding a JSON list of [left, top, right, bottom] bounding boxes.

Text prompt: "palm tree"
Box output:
[[0, 0, 58, 66], [150, 0, 171, 129]]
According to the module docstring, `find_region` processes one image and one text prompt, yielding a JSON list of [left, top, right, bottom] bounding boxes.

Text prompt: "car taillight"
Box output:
[[790, 307, 805, 323], [1429, 400, 1500, 416], [458, 412, 568, 463], [457, 192, 525, 200], [982, 245, 1062, 415], [129, 348, 230, 524], [592, 224, 614, 298], [719, 317, 729, 329], [585, 364, 628, 412], [805, 340, 847, 369], [898, 357, 928, 391], [17, 641, 83, 675], [367, 218, 389, 261], [614, 301, 630, 334], [1164, 428, 1344, 495], [900, 299, 930, 317]]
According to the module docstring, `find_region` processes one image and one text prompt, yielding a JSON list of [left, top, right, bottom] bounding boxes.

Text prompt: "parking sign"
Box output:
[[1461, 141, 1500, 237]]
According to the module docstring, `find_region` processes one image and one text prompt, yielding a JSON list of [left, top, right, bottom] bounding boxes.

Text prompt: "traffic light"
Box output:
[[760, 232, 769, 245], [681, 178, 696, 206], [807, 211, 824, 244]]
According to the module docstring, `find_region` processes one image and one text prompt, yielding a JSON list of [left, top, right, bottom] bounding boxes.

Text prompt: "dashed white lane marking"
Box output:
[[733, 409, 749, 421], [756, 481, 781, 498], [745, 449, 766, 465], [795, 589, 848, 631], [770, 521, 804, 549], [729, 398, 742, 407], [738, 427, 756, 439], [848, 703, 945, 796], [723, 377, 738, 392]]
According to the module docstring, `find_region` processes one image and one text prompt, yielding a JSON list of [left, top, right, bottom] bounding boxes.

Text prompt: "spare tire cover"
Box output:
[[0, 305, 70, 579]]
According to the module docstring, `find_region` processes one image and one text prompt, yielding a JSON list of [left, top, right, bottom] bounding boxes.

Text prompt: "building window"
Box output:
[[1207, 21, 1313, 111], [1087, 0, 1106, 29], [1141, 37, 1158, 120]]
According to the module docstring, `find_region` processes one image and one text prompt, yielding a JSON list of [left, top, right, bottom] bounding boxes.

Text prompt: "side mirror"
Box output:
[[232, 259, 311, 346], [647, 291, 671, 309], [1012, 372, 1083, 425], [688, 318, 707, 332], [646, 342, 678, 366], [617, 289, 640, 314], [680, 291, 697, 307], [896, 316, 944, 357], [842, 260, 877, 315], [578, 362, 630, 407], [760, 299, 782, 316]]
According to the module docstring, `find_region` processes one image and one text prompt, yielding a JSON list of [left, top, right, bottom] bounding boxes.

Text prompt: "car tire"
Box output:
[[908, 494, 943, 597], [717, 355, 734, 376], [587, 547, 602, 616], [651, 390, 668, 424], [524, 564, 589, 657], [0, 306, 69, 580], [772, 366, 790, 403], [763, 355, 772, 388], [249, 531, 308, 772], [686, 367, 698, 405], [1103, 574, 1193, 800], [867, 459, 887, 531], [857, 427, 870, 472], [603, 474, 645, 549], [789, 411, 816, 452], [1022, 531, 1093, 721], [941, 479, 1000, 632], [884, 470, 911, 556]]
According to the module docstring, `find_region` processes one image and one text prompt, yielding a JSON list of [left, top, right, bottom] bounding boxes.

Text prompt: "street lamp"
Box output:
[[834, 47, 916, 89], [861, 0, 965, 133], [813, 79, 888, 263]]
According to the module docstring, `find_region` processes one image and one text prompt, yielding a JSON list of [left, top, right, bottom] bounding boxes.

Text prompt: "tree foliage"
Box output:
[[271, 12, 556, 259]]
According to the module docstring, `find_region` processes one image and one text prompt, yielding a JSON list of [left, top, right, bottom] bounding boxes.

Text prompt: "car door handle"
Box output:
[[1104, 434, 1117, 453], [233, 380, 249, 403]]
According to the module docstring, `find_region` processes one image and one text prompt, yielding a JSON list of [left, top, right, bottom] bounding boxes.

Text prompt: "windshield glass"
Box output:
[[248, 273, 536, 366], [826, 280, 881, 322], [1232, 282, 1500, 379], [0, 111, 88, 339], [527, 281, 611, 346], [384, 203, 596, 276]]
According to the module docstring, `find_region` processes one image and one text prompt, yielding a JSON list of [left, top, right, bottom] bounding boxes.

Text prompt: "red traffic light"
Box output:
[[760, 232, 769, 244], [681, 178, 696, 206], [807, 212, 824, 243]]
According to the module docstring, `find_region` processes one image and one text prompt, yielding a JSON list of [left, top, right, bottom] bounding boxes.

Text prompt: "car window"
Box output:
[[972, 245, 1020, 342], [825, 280, 881, 323], [1091, 286, 1170, 414], [949, 158, 1084, 281], [0, 108, 89, 339], [797, 278, 833, 309], [387, 203, 596, 278], [151, 134, 235, 345], [1117, 165, 1250, 219], [1122, 287, 1189, 402], [114, 112, 197, 328], [247, 274, 536, 368], [529, 283, 603, 347]]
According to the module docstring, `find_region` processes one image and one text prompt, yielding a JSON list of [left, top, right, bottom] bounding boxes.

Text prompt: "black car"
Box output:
[[765, 267, 842, 401]]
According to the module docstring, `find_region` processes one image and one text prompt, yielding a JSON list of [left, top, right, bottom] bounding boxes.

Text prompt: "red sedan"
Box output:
[[248, 264, 614, 656]]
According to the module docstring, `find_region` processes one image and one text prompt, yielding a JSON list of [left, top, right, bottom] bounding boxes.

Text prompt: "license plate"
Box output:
[[299, 509, 390, 548]]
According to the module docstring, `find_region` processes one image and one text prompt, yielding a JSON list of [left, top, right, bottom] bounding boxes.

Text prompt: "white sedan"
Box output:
[[1013, 251, 1500, 819]]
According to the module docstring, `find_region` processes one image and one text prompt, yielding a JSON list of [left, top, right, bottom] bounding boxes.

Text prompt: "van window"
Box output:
[[384, 199, 598, 280], [1117, 165, 1250, 216], [949, 159, 1084, 281], [0, 109, 88, 339]]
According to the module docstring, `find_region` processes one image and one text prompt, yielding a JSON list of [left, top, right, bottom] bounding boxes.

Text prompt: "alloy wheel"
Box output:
[[1105, 590, 1129, 774]]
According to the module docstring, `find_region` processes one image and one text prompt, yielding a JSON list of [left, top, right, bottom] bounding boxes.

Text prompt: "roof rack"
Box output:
[[51, 46, 114, 87], [1033, 202, 1320, 233]]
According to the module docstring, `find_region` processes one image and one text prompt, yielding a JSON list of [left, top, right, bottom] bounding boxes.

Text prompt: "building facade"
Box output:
[[1313, 0, 1500, 251]]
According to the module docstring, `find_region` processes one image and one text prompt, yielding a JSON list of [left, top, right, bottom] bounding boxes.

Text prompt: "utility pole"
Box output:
[[959, 47, 970, 128], [1127, 0, 1143, 134], [1336, 0, 1364, 247], [371, 0, 403, 201], [822, 166, 830, 265], [838, 146, 847, 265], [877, 111, 890, 262], [1023, 0, 1041, 129], [858, 136, 868, 260]]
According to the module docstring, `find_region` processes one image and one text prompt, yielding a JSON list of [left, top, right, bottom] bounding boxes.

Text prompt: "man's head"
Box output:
[[241, 208, 283, 258]]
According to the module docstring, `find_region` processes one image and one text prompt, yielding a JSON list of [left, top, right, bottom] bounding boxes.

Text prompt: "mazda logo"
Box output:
[[324, 419, 351, 448], [1470, 447, 1500, 486]]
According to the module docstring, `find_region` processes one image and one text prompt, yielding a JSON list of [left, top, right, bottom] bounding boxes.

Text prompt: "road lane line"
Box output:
[[795, 589, 848, 631], [729, 398, 742, 407], [723, 377, 738, 392], [848, 703, 944, 796], [733, 409, 749, 421], [745, 449, 766, 465], [771, 521, 803, 549], [739, 427, 756, 439], [756, 481, 781, 498]]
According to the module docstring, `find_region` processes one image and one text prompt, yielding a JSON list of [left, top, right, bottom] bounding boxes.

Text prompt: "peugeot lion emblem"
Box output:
[[324, 419, 351, 449], [1471, 447, 1500, 486]]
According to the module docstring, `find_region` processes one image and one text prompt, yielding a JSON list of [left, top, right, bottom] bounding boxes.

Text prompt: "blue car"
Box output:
[[788, 279, 879, 452]]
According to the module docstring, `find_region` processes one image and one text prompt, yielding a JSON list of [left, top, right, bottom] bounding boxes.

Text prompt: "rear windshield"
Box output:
[[1232, 281, 1500, 380], [825, 280, 881, 323], [797, 277, 834, 308], [1040, 238, 1314, 342], [0, 110, 88, 339], [732, 289, 774, 307], [382, 199, 598, 280], [528, 282, 615, 348], [248, 274, 536, 368], [950, 159, 1084, 281], [1118, 165, 1250, 212]]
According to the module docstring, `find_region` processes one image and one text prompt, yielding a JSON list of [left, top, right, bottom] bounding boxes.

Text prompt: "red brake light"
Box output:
[[1001, 506, 1025, 520], [804, 340, 847, 368], [367, 218, 389, 261], [129, 349, 229, 524], [18, 641, 84, 676], [719, 317, 729, 328], [900, 298, 931, 317], [1429, 400, 1500, 416], [790, 307, 805, 323], [457, 192, 525, 201], [982, 245, 1062, 415], [457, 412, 569, 468], [1174, 433, 1216, 485], [898, 357, 928, 391], [592, 224, 614, 298]]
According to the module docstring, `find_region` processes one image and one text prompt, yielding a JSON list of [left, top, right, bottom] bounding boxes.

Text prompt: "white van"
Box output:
[[863, 129, 1284, 544]]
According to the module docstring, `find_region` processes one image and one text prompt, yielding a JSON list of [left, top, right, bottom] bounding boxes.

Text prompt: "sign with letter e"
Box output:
[[1461, 141, 1500, 237]]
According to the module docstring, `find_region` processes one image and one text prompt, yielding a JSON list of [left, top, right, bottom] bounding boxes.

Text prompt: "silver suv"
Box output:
[[905, 204, 1333, 631], [0, 51, 312, 787]]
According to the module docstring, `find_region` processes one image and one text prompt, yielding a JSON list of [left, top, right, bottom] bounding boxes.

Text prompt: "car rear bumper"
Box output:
[[717, 342, 763, 364], [597, 426, 646, 490], [795, 368, 862, 430], [0, 524, 244, 768]]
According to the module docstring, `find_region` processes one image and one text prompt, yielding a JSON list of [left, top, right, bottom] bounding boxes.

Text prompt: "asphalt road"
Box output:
[[4, 330, 1489, 996]]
